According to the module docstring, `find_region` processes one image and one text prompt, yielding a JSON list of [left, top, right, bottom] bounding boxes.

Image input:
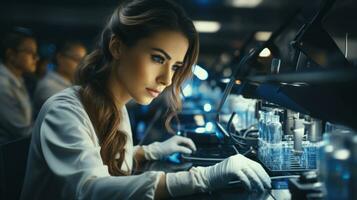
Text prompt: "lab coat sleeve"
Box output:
[[0, 83, 31, 139], [40, 103, 164, 200]]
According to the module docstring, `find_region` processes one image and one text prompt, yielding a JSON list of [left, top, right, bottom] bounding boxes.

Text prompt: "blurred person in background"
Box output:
[[33, 41, 86, 116], [21, 0, 270, 199], [0, 28, 38, 144], [23, 57, 50, 99], [35, 57, 50, 79]]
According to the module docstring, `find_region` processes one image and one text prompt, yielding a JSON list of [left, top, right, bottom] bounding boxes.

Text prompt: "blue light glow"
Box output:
[[205, 122, 214, 131], [193, 65, 209, 80], [182, 84, 193, 97], [167, 152, 181, 164], [203, 103, 212, 112], [195, 127, 206, 133]]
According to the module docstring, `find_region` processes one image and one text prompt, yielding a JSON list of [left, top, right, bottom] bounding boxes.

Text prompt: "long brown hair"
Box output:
[[75, 0, 199, 176]]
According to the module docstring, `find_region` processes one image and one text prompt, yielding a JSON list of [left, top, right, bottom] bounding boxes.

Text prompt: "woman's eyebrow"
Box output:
[[175, 61, 184, 65], [151, 47, 184, 64], [151, 48, 171, 60]]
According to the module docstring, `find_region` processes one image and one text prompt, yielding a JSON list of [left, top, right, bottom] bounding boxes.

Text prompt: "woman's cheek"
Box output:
[[136, 58, 154, 81]]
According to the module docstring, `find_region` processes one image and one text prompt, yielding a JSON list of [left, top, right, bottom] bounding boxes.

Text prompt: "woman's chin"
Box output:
[[134, 97, 153, 105]]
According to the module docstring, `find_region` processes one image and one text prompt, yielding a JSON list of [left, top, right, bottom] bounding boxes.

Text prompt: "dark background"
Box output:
[[1, 0, 356, 71]]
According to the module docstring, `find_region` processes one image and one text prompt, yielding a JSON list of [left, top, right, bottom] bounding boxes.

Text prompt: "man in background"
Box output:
[[33, 41, 86, 116], [0, 28, 38, 144]]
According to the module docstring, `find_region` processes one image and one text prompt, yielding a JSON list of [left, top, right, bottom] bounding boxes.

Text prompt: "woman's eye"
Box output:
[[172, 65, 181, 71], [151, 55, 165, 64]]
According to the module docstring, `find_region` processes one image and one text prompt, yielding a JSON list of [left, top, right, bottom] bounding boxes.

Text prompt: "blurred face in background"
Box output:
[[57, 45, 87, 81], [7, 38, 38, 74], [35, 58, 49, 78]]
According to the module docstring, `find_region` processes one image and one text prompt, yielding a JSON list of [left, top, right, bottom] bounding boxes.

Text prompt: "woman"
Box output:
[[21, 0, 271, 199]]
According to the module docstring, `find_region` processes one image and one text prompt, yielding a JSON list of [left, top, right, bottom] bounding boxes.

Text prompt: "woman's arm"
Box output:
[[36, 103, 165, 199], [154, 174, 170, 199], [134, 147, 170, 199], [134, 146, 147, 163], [134, 146, 170, 199]]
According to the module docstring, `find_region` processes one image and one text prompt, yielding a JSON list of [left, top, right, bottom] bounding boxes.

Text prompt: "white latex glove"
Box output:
[[166, 154, 271, 197], [142, 135, 197, 160]]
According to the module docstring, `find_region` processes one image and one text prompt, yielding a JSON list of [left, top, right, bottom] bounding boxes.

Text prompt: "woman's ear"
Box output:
[[109, 35, 123, 60]]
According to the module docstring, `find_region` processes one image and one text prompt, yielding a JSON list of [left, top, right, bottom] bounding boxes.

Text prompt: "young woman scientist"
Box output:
[[21, 0, 271, 199]]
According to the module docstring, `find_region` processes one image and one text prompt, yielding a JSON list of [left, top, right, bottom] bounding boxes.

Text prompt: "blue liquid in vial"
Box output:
[[326, 157, 350, 200], [306, 142, 318, 169]]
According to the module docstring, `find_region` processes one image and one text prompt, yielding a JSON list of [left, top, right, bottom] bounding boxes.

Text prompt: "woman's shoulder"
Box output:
[[35, 86, 99, 145], [37, 86, 88, 120], [44, 86, 82, 107]]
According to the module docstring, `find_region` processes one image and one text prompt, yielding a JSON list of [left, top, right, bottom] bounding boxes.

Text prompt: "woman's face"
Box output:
[[114, 30, 189, 105]]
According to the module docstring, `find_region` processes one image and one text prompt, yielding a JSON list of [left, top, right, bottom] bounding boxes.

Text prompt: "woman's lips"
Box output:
[[146, 88, 160, 98]]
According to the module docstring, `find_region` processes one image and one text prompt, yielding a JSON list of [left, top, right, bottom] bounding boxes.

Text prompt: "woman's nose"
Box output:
[[157, 64, 173, 86]]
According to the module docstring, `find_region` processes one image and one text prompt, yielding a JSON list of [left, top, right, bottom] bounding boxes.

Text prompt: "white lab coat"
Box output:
[[0, 63, 32, 144], [20, 86, 164, 200], [33, 71, 72, 116]]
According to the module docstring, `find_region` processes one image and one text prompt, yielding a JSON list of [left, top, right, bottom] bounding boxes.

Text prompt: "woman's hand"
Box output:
[[166, 154, 271, 197], [192, 154, 271, 191], [142, 135, 197, 160]]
